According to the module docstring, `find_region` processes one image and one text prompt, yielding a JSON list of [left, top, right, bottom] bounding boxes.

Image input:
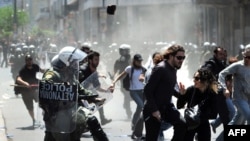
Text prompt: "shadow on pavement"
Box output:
[[16, 126, 36, 130]]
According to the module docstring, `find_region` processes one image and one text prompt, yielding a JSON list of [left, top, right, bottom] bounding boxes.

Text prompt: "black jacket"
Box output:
[[177, 86, 218, 120], [144, 60, 180, 115], [201, 56, 226, 79]]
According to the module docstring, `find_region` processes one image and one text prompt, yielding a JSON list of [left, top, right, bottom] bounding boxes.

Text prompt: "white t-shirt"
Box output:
[[125, 65, 145, 90]]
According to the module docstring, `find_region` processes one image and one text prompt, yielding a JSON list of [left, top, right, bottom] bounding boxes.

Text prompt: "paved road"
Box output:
[[0, 65, 223, 141]]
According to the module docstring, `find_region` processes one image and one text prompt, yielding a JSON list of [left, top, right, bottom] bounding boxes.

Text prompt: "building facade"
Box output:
[[33, 0, 250, 56]]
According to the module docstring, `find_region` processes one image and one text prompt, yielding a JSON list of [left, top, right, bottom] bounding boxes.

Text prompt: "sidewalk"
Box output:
[[0, 109, 8, 141]]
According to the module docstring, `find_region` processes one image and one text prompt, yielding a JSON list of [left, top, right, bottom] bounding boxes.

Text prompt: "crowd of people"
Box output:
[[1, 33, 250, 141]]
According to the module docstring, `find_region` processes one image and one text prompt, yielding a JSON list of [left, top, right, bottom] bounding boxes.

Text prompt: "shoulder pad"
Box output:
[[43, 70, 60, 82]]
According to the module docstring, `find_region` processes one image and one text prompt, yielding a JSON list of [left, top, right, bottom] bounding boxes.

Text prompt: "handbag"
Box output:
[[184, 89, 207, 130], [184, 105, 200, 130]]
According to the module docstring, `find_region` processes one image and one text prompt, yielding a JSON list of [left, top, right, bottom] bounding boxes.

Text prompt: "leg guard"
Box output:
[[87, 116, 109, 141]]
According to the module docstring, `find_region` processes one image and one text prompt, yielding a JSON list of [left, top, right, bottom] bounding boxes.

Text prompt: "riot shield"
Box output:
[[80, 71, 113, 114], [38, 61, 79, 133]]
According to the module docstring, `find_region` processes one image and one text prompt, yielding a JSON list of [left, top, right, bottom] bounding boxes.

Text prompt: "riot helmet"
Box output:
[[239, 44, 245, 50], [51, 55, 67, 70], [22, 45, 29, 54], [245, 44, 250, 49], [10, 43, 16, 54], [29, 45, 35, 54], [119, 44, 131, 56], [49, 43, 58, 52], [203, 42, 210, 52], [51, 47, 87, 82], [80, 42, 92, 54], [15, 47, 22, 53], [15, 47, 24, 59], [51, 46, 87, 69]]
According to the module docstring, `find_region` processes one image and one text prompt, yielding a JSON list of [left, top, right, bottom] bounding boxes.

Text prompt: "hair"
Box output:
[[228, 56, 238, 64], [195, 68, 218, 93], [87, 51, 100, 61], [25, 54, 33, 61], [163, 44, 185, 59], [152, 52, 163, 65], [213, 46, 224, 54], [242, 45, 250, 56], [152, 52, 161, 59]]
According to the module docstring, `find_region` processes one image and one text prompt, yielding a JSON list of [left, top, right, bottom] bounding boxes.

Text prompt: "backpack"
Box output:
[[122, 66, 146, 91], [122, 67, 134, 91]]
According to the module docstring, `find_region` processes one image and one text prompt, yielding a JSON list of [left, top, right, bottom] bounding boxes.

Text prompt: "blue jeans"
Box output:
[[229, 99, 250, 125], [130, 90, 144, 136], [158, 121, 172, 138], [212, 98, 236, 128], [226, 98, 236, 120]]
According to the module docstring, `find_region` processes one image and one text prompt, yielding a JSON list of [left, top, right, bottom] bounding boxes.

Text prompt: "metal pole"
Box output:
[[13, 0, 18, 34], [103, 0, 105, 8]]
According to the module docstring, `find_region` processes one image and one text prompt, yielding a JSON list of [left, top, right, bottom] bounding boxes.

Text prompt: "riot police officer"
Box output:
[[40, 46, 109, 141], [113, 44, 132, 119], [9, 47, 25, 81]]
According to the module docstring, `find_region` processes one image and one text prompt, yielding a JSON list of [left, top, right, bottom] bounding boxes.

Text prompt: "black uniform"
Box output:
[[143, 60, 187, 141], [177, 86, 218, 141], [113, 54, 133, 118]]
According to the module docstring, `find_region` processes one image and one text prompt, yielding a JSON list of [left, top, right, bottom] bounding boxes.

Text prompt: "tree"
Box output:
[[0, 6, 29, 38]]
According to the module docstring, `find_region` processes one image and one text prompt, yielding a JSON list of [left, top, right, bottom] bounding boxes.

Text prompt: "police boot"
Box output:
[[87, 116, 109, 141]]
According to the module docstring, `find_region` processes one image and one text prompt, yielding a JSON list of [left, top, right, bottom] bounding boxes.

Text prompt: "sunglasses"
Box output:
[[244, 56, 250, 59], [175, 56, 186, 60], [193, 76, 201, 81]]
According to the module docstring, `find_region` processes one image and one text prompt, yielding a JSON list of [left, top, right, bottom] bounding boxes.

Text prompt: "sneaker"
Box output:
[[131, 133, 145, 140], [140, 135, 146, 140], [131, 133, 137, 139], [101, 118, 112, 125]]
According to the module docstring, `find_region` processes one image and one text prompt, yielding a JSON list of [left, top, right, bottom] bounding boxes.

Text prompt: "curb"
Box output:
[[0, 110, 8, 141]]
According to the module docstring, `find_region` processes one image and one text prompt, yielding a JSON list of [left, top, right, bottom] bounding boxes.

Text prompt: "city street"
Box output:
[[0, 0, 249, 140], [0, 64, 223, 141]]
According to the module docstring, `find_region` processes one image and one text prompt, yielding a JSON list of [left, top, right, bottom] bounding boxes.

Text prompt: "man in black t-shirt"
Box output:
[[16, 54, 44, 127]]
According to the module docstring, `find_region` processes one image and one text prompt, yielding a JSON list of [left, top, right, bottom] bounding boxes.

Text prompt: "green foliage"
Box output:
[[0, 6, 29, 38], [30, 26, 56, 37], [17, 10, 29, 26], [0, 6, 13, 33]]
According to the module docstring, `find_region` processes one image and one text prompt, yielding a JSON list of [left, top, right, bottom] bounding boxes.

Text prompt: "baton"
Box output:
[[10, 84, 39, 87]]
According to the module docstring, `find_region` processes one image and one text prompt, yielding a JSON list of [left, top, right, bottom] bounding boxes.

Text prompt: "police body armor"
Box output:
[[40, 68, 109, 141]]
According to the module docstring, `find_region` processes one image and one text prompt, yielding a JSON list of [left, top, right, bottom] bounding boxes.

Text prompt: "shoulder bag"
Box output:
[[184, 88, 206, 130]]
